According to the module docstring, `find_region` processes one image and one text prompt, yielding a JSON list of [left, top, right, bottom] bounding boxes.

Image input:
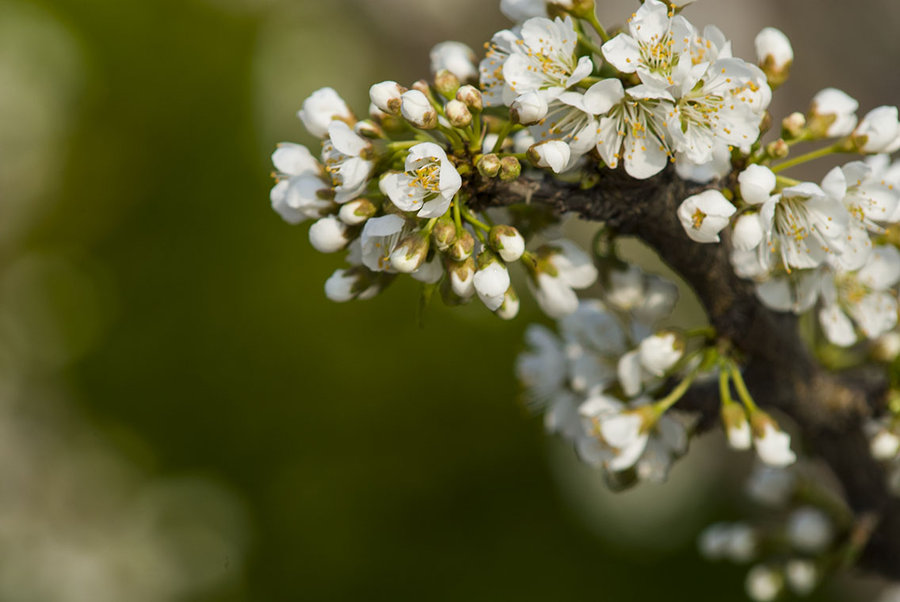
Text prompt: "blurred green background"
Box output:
[[2, 0, 899, 600]]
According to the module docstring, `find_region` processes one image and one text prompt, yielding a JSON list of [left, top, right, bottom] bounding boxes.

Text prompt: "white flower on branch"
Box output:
[[809, 88, 858, 138], [379, 142, 461, 218], [594, 82, 674, 179], [677, 189, 736, 243], [480, 17, 592, 107], [322, 120, 375, 204], [852, 105, 900, 154], [270, 143, 332, 224], [528, 240, 598, 318], [759, 182, 849, 271], [430, 41, 477, 82], [298, 87, 354, 138]]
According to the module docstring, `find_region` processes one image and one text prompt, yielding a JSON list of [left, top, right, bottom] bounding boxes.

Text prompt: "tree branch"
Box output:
[[473, 167, 899, 578]]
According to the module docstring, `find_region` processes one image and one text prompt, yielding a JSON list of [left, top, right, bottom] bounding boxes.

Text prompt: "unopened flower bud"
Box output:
[[474, 251, 511, 311], [325, 267, 378, 302], [498, 156, 521, 181], [434, 69, 460, 99], [750, 411, 796, 467], [429, 41, 477, 82], [456, 85, 483, 112], [338, 198, 377, 226], [851, 106, 900, 154], [732, 212, 764, 251], [808, 88, 858, 138], [781, 112, 806, 140], [873, 332, 900, 362], [445, 99, 472, 128], [369, 81, 405, 115], [308, 215, 351, 253], [489, 225, 525, 263], [527, 140, 570, 174], [477, 153, 501, 178], [401, 90, 438, 129], [755, 27, 793, 88], [721, 403, 752, 450], [765, 138, 789, 159], [449, 229, 475, 261], [354, 119, 383, 139], [510, 92, 548, 125], [431, 216, 457, 251], [448, 257, 476, 298], [638, 331, 684, 376], [390, 232, 430, 273], [495, 286, 519, 320]]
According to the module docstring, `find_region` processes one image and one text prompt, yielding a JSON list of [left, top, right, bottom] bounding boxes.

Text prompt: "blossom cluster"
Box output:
[[271, 73, 599, 319], [483, 0, 770, 179], [270, 0, 900, 595], [699, 463, 848, 601], [517, 263, 797, 487]]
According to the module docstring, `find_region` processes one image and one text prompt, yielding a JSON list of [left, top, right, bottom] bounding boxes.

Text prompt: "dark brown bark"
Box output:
[[472, 166, 900, 579]]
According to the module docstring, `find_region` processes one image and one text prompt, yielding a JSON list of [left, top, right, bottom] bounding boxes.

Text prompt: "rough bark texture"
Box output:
[[472, 166, 900, 579]]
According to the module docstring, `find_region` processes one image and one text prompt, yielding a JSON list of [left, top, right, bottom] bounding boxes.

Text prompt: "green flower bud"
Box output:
[[477, 153, 501, 178]]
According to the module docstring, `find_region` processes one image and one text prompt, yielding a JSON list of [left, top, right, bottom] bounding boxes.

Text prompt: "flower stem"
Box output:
[[461, 207, 491, 232], [718, 363, 734, 407], [654, 358, 704, 416], [491, 121, 514, 154], [577, 32, 605, 58], [583, 10, 611, 43], [771, 143, 840, 173], [727, 360, 760, 413]]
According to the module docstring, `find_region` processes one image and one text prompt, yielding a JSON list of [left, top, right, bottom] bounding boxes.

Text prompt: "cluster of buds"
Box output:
[[270, 40, 603, 319]]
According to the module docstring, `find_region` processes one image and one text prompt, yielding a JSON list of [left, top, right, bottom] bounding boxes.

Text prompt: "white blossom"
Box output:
[[474, 255, 511, 311], [400, 90, 437, 129], [601, 0, 695, 92], [369, 81, 404, 115], [298, 87, 354, 138], [449, 258, 476, 298], [270, 143, 331, 224], [528, 139, 571, 173], [638, 332, 683, 376], [481, 17, 592, 107], [322, 120, 375, 203], [755, 27, 793, 72], [752, 417, 796, 467], [853, 105, 900, 153], [759, 182, 849, 271], [308, 215, 351, 253], [430, 41, 477, 81], [739, 164, 777, 206], [510, 91, 549, 125], [809, 88, 858, 137], [529, 240, 598, 318], [360, 214, 407, 271], [818, 244, 900, 346], [379, 142, 462, 218], [529, 80, 623, 157], [677, 189, 736, 243], [499, 0, 547, 23], [595, 82, 674, 179], [732, 212, 764, 251]]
